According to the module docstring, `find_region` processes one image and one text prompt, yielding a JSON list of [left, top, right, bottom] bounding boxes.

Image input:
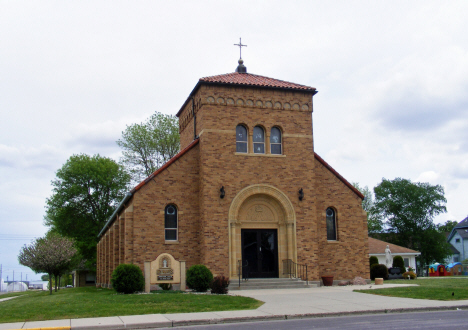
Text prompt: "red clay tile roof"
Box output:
[[177, 72, 317, 117], [368, 237, 420, 255], [199, 72, 316, 91], [314, 153, 364, 199]]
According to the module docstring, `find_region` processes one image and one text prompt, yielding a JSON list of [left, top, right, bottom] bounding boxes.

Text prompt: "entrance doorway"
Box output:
[[241, 229, 278, 278]]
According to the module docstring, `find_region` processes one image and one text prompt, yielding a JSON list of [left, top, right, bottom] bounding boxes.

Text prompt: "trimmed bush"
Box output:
[[111, 264, 145, 294], [402, 271, 417, 279], [211, 275, 230, 294], [393, 255, 406, 273], [159, 283, 172, 291], [186, 265, 213, 292], [369, 256, 379, 268], [370, 264, 389, 280]]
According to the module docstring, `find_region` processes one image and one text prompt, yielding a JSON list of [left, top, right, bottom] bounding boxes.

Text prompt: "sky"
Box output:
[[1, 1, 467, 281]]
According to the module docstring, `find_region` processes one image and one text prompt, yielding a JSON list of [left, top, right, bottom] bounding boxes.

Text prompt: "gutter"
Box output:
[[97, 192, 133, 238]]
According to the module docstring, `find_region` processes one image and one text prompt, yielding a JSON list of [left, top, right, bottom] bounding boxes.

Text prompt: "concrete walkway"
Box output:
[[1, 284, 468, 330]]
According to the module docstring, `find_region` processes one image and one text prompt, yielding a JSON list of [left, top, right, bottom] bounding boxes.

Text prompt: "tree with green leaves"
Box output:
[[437, 220, 458, 233], [117, 112, 180, 184], [373, 178, 451, 269], [44, 154, 130, 270], [18, 234, 79, 295], [352, 182, 383, 234]]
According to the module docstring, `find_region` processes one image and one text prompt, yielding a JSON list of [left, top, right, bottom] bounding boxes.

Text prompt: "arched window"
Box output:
[[253, 126, 265, 154], [270, 127, 282, 154], [236, 125, 248, 153], [326, 208, 336, 240], [165, 204, 178, 241]]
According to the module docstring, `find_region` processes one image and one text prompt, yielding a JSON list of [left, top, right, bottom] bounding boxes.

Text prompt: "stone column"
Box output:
[[180, 260, 186, 291], [230, 222, 237, 278], [144, 262, 151, 293], [287, 222, 294, 261]]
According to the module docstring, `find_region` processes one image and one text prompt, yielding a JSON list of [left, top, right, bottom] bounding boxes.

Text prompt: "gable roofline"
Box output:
[[131, 138, 200, 193], [176, 72, 318, 117], [368, 237, 421, 255], [314, 152, 364, 199], [447, 216, 468, 241], [98, 138, 200, 238]]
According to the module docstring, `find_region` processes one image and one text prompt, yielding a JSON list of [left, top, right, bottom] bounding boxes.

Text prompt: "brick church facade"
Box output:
[[96, 60, 370, 287]]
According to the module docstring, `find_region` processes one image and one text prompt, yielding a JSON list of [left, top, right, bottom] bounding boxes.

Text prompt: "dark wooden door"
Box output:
[[241, 229, 278, 278]]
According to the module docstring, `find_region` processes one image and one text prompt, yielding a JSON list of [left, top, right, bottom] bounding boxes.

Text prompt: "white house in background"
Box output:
[[28, 281, 48, 290], [447, 216, 468, 263], [368, 237, 420, 272]]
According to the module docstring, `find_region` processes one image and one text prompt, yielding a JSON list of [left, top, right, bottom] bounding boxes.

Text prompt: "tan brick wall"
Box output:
[[97, 81, 369, 284], [314, 161, 370, 279], [130, 143, 201, 274]]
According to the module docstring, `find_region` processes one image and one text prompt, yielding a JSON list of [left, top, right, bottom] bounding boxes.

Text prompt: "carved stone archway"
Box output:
[[228, 184, 297, 278]]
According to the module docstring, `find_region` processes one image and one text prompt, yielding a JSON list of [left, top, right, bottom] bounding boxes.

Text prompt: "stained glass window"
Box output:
[[236, 125, 248, 153], [270, 127, 282, 154], [165, 204, 177, 241], [326, 208, 336, 240], [253, 126, 265, 154]]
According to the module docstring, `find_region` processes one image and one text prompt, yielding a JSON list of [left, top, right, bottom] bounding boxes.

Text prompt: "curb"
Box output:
[[9, 328, 70, 330], [5, 305, 468, 330]]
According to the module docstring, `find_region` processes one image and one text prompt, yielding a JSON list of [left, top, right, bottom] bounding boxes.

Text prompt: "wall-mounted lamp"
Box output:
[[298, 188, 304, 201], [220, 186, 225, 199]]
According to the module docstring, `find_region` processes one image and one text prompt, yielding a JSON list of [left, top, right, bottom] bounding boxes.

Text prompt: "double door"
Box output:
[[241, 229, 278, 278]]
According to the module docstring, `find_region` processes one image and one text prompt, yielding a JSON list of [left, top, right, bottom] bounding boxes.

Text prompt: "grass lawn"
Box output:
[[0, 287, 263, 324], [355, 277, 468, 301]]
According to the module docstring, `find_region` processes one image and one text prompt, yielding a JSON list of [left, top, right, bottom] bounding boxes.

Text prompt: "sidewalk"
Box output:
[[1, 284, 468, 330]]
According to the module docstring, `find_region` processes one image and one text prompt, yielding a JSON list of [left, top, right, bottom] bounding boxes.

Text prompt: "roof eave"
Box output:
[[314, 152, 364, 199], [176, 80, 318, 117], [98, 138, 200, 238], [98, 192, 133, 238]]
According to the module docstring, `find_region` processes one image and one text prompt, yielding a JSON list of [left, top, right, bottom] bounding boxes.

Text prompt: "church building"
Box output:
[[96, 59, 370, 287]]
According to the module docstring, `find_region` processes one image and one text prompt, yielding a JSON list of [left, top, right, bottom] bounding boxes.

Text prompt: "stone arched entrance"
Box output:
[[228, 184, 297, 278]]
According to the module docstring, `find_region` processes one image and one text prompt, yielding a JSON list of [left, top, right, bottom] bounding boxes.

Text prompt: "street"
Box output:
[[160, 309, 467, 330]]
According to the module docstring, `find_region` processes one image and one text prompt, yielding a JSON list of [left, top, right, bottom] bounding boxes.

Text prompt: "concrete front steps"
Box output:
[[229, 277, 318, 290]]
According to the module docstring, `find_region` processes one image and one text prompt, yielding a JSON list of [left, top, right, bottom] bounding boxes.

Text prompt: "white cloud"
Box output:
[[2, 0, 468, 276]]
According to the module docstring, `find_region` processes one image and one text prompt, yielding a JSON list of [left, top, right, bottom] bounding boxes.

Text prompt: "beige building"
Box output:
[[96, 60, 370, 287], [368, 237, 420, 272]]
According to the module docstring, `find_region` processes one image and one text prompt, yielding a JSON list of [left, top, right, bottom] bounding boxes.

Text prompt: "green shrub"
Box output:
[[111, 264, 145, 294], [370, 264, 388, 280], [159, 283, 172, 291], [392, 255, 406, 273], [211, 275, 230, 294], [186, 265, 213, 292], [369, 256, 379, 268], [402, 271, 417, 279]]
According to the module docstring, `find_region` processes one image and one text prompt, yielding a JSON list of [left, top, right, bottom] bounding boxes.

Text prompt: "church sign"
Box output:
[[150, 253, 180, 284]]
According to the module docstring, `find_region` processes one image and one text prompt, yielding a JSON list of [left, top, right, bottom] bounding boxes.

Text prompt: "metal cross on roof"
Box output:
[[234, 38, 247, 59]]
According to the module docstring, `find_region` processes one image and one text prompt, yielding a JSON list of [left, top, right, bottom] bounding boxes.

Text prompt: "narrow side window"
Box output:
[[326, 208, 336, 240], [165, 204, 178, 241], [270, 127, 282, 154], [253, 126, 265, 154], [236, 125, 248, 153]]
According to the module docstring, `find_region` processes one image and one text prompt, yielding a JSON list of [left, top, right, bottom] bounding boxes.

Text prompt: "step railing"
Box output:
[[283, 259, 308, 286], [237, 260, 249, 288]]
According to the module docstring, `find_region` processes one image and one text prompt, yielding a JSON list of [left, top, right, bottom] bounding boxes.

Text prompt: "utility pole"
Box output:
[[0, 264, 2, 292]]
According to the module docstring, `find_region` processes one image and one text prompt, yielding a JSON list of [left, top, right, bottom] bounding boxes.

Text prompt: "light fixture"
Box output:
[[299, 188, 304, 201], [220, 186, 225, 199]]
